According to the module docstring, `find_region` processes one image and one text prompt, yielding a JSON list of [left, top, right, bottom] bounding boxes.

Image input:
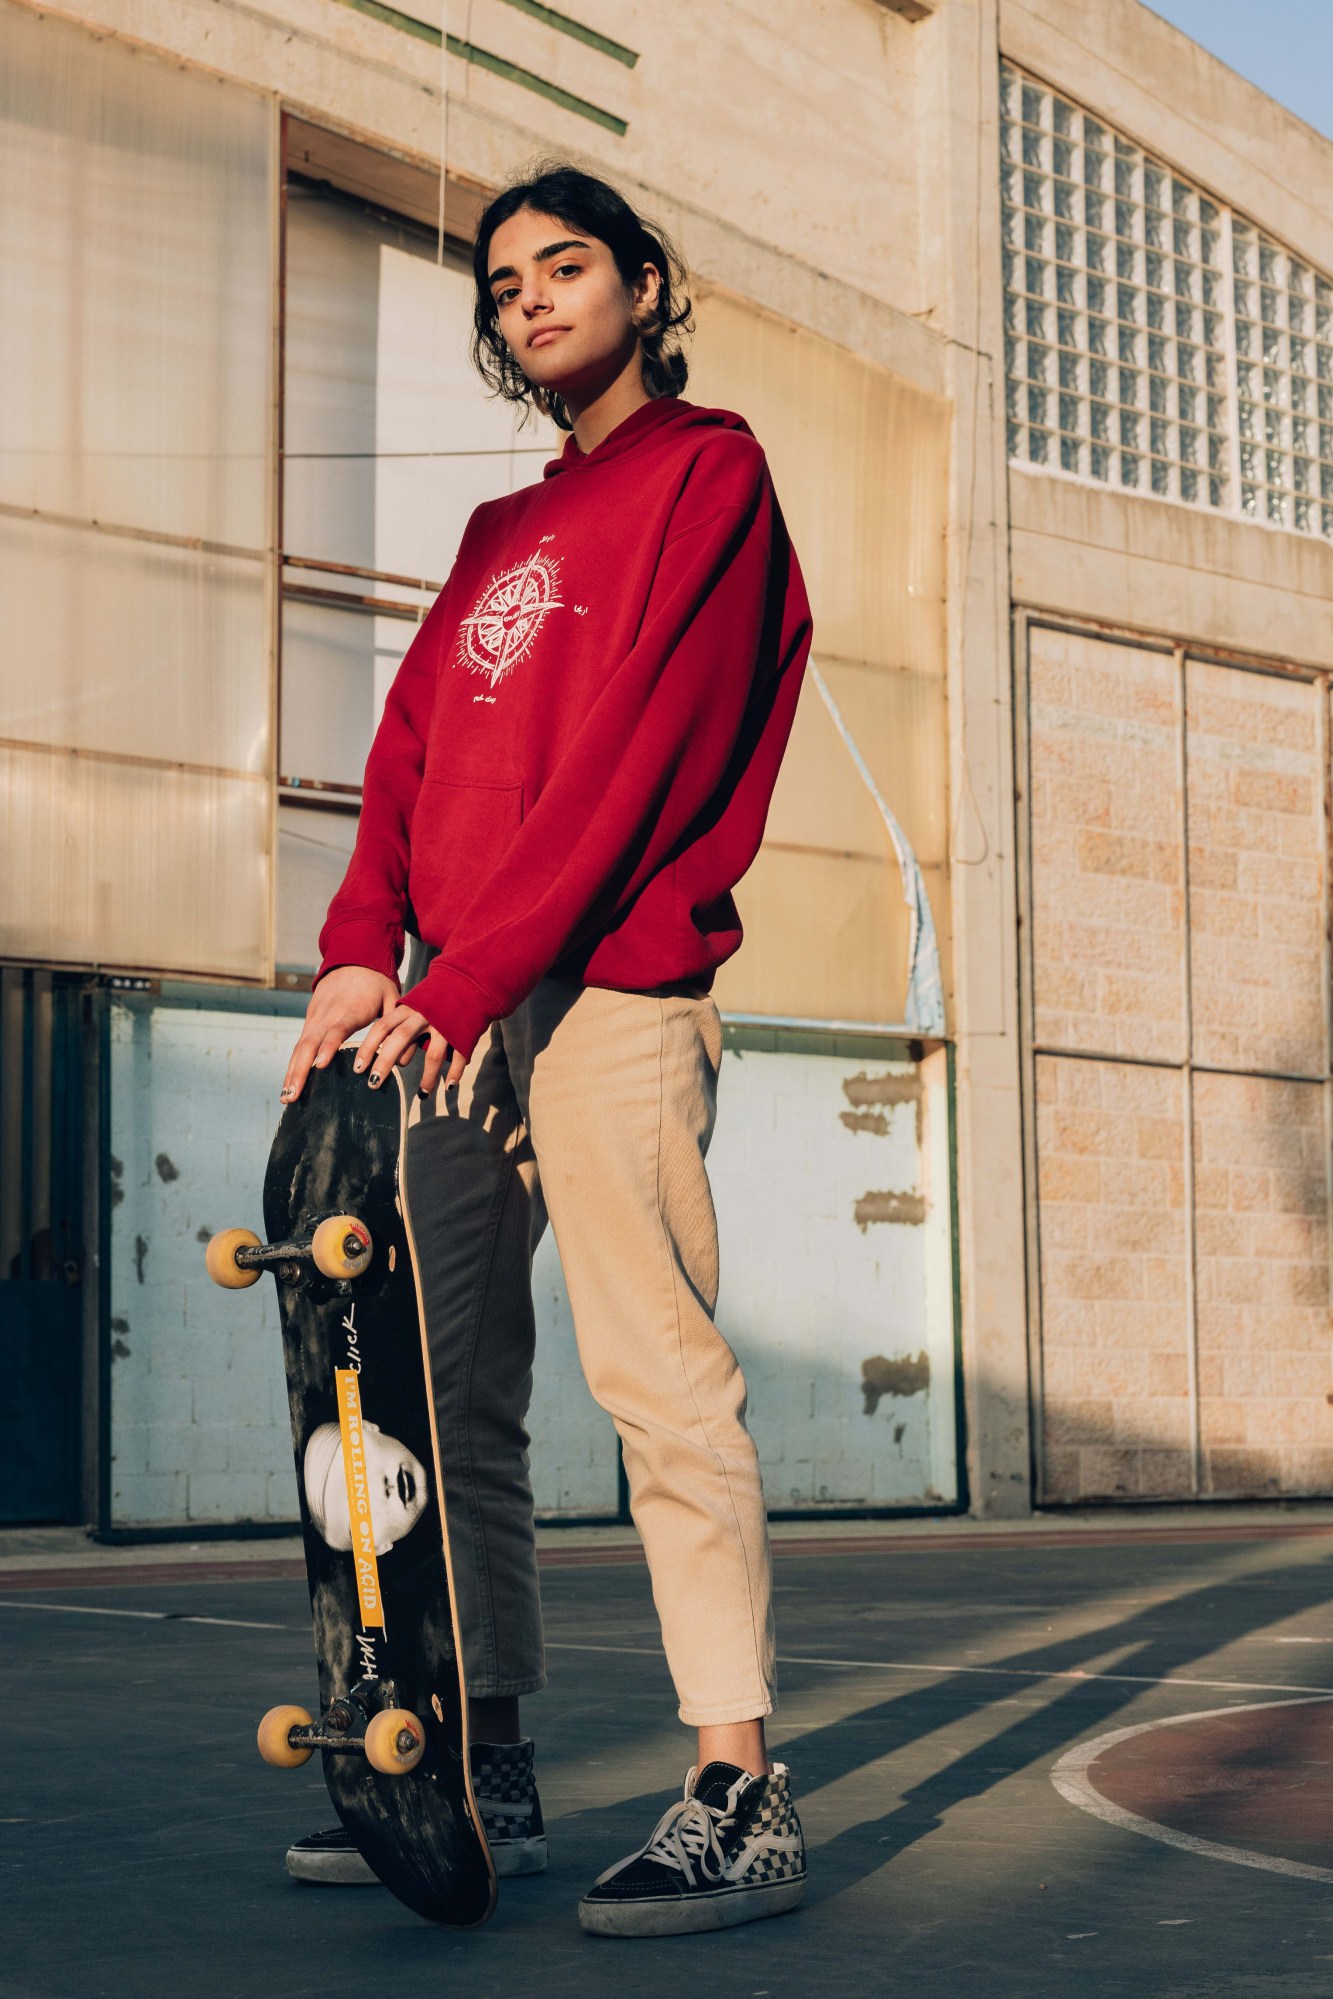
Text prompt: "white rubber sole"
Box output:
[[286, 1847, 379, 1886], [578, 1875, 805, 1938], [286, 1834, 546, 1885], [494, 1835, 547, 1878]]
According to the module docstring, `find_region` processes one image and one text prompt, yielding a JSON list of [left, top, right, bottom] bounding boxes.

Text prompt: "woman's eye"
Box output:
[[495, 286, 519, 306], [553, 263, 581, 279]]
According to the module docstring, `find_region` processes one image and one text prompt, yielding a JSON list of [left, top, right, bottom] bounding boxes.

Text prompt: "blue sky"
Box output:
[[1143, 2, 1333, 140]]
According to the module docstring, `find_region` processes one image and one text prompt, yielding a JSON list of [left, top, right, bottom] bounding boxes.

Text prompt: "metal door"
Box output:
[[0, 969, 84, 1522]]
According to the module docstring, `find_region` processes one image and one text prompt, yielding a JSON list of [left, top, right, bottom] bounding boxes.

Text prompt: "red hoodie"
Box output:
[[316, 396, 812, 1059]]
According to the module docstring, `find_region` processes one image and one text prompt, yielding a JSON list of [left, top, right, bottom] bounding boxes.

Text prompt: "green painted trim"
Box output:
[[329, 0, 629, 135], [452, 32, 627, 133], [336, 0, 440, 43], [497, 0, 638, 67]]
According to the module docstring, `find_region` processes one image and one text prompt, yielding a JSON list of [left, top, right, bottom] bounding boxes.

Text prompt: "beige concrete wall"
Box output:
[[1011, 470, 1333, 673], [913, 0, 1032, 1515], [24, 0, 1035, 1516], [36, 0, 940, 381]]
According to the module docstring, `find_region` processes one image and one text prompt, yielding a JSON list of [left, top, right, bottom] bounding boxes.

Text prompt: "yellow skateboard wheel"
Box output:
[[205, 1228, 263, 1289], [364, 1708, 425, 1775], [257, 1704, 314, 1768], [310, 1215, 373, 1281]]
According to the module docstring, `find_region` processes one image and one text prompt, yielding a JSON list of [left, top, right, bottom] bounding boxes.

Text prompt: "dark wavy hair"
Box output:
[[471, 162, 693, 432]]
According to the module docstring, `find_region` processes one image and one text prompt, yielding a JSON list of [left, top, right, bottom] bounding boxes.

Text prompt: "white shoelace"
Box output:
[[641, 1786, 742, 1888]]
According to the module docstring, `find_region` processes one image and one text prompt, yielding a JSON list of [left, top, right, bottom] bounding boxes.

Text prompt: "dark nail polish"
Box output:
[[368, 1073, 381, 1089], [418, 1087, 430, 1099]]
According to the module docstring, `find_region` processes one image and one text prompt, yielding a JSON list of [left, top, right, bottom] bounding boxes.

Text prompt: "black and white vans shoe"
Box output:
[[470, 1738, 547, 1876], [578, 1762, 805, 1937], [285, 1736, 547, 1884]]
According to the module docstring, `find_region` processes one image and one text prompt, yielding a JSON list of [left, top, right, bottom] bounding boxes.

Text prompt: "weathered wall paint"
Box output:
[[108, 1004, 958, 1525]]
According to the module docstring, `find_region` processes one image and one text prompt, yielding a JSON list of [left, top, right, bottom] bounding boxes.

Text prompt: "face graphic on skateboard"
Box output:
[[304, 1420, 429, 1555]]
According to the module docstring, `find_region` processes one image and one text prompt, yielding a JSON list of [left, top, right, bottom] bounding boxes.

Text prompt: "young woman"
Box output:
[[281, 164, 813, 1936]]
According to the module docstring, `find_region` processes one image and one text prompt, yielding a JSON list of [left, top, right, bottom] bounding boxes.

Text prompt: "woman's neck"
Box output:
[[565, 349, 652, 456]]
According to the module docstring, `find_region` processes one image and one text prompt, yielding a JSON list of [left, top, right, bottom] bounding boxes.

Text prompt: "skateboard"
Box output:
[[205, 1046, 496, 1928]]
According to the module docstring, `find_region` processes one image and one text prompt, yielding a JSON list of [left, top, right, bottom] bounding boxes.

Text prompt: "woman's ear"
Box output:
[[633, 260, 663, 330]]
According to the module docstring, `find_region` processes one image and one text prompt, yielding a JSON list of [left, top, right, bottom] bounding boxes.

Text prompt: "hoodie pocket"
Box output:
[[408, 776, 523, 945]]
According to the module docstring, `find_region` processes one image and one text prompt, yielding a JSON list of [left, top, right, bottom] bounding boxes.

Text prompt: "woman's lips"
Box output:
[[527, 326, 569, 349]]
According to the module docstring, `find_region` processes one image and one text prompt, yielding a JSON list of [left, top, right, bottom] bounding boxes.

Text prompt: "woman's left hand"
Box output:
[[352, 1005, 467, 1096]]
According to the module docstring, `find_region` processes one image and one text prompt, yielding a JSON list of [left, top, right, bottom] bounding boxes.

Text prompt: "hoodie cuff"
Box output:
[[314, 920, 403, 990], [401, 961, 499, 1063]]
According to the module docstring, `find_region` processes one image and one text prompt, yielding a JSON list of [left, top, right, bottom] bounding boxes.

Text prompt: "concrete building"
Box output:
[[1, 0, 1329, 1536]]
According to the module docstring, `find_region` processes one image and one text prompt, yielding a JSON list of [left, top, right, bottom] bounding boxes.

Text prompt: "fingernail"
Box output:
[[353, 1061, 364, 1073], [418, 1087, 430, 1100], [368, 1073, 381, 1089]]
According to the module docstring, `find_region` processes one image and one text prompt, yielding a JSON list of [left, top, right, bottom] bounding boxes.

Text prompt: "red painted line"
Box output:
[[1053, 1697, 1333, 1883], [3, 1517, 1332, 1593]]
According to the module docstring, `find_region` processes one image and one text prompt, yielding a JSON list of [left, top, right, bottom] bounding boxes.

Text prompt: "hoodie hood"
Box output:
[[543, 396, 753, 478]]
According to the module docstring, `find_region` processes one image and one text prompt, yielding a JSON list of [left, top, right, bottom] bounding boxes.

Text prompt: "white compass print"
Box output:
[[456, 548, 565, 688]]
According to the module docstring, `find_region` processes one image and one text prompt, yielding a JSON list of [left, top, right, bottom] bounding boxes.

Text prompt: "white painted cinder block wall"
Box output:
[[109, 1003, 958, 1527]]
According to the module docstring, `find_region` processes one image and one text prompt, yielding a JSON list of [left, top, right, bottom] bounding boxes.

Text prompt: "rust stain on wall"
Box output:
[[840, 1109, 890, 1137], [842, 1070, 921, 1110], [862, 1351, 931, 1414], [854, 1189, 927, 1230], [842, 1069, 923, 1143]]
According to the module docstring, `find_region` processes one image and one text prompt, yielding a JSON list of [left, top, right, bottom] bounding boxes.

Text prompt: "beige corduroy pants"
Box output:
[[402, 972, 776, 1727]]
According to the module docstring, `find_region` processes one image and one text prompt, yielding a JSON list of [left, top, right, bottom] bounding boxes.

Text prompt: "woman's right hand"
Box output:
[[280, 966, 401, 1102]]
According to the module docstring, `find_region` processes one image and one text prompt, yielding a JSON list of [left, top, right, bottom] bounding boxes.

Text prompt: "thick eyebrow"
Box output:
[[487, 238, 592, 288]]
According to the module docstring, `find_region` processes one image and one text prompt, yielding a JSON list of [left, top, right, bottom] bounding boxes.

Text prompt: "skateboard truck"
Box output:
[[257, 1678, 426, 1776], [204, 1216, 373, 1290]]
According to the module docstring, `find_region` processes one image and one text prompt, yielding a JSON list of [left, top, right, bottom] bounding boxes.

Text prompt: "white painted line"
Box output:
[[0, 1600, 285, 1631], [545, 1640, 1333, 1699], [775, 1652, 1333, 1697], [1051, 1696, 1333, 1885]]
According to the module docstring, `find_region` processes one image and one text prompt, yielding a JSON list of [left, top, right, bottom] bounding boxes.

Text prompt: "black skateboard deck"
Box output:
[[207, 1047, 495, 1927]]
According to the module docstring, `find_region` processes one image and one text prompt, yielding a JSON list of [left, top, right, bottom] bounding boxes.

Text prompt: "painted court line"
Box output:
[[1051, 1697, 1333, 1885], [544, 1641, 1333, 1698], [0, 1600, 285, 1631], [8, 1612, 1332, 1701]]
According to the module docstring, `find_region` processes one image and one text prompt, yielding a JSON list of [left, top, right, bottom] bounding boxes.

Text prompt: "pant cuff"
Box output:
[[676, 1694, 775, 1726], [464, 1674, 547, 1699]]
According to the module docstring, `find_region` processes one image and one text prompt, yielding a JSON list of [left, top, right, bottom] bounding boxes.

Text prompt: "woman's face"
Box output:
[[363, 1422, 427, 1549], [485, 206, 660, 408]]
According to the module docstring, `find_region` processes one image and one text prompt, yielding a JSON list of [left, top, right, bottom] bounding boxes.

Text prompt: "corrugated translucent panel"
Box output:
[[691, 289, 951, 1024], [690, 287, 950, 679], [280, 602, 410, 788], [0, 3, 271, 545], [1, 516, 267, 770], [283, 187, 554, 578], [0, 745, 269, 978], [0, 8, 276, 980], [276, 805, 357, 971]]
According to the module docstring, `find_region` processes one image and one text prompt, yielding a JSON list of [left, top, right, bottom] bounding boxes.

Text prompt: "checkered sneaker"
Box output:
[[578, 1761, 806, 1937], [469, 1737, 547, 1876]]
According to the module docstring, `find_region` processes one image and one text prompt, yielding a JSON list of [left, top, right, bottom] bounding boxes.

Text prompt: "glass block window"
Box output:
[[1231, 221, 1333, 536], [1001, 61, 1333, 542], [1001, 64, 1228, 508]]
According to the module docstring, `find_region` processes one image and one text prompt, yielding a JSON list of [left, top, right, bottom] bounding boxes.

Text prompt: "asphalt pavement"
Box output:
[[10, 1520, 1333, 1997]]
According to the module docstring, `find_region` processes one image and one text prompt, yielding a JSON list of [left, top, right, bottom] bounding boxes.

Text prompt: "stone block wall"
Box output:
[[1027, 625, 1333, 1503]]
